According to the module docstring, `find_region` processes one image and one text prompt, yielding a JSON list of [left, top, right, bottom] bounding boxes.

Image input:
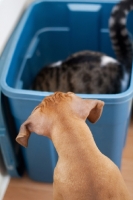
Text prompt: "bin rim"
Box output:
[[1, 0, 133, 104], [30, 0, 120, 5]]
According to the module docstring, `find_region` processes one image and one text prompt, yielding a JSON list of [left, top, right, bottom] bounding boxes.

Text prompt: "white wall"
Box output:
[[0, 0, 32, 55]]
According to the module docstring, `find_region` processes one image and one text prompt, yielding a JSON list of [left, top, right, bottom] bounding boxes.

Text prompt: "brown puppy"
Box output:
[[16, 92, 131, 200]]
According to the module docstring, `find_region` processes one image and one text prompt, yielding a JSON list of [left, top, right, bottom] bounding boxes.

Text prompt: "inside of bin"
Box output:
[[6, 2, 133, 91]]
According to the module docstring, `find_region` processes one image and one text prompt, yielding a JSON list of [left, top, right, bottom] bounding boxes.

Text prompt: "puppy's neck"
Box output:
[[51, 118, 100, 160]]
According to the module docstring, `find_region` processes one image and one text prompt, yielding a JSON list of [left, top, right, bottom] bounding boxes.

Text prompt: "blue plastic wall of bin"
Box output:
[[1, 0, 133, 183], [0, 33, 25, 177]]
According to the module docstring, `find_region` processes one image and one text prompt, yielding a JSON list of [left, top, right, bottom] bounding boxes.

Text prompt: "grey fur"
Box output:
[[32, 0, 133, 94]]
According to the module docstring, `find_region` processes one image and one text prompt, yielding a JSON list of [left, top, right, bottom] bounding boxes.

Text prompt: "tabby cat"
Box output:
[[32, 0, 133, 94]]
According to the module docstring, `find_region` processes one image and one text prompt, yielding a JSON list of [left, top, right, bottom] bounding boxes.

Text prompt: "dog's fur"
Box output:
[[16, 92, 131, 200]]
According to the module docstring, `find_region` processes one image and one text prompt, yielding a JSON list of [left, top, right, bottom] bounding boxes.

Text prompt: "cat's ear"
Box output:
[[84, 99, 104, 123]]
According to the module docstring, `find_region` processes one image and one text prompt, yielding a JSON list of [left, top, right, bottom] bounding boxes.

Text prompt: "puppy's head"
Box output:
[[16, 92, 104, 147]]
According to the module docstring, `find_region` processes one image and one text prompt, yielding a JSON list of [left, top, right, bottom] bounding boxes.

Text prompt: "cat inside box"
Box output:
[[32, 0, 133, 95]]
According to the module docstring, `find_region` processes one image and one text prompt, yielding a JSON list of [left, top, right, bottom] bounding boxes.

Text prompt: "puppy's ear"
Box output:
[[85, 99, 104, 123], [16, 106, 51, 148], [16, 121, 31, 148]]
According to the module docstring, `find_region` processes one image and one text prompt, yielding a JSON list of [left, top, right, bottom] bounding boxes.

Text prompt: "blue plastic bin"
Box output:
[[1, 0, 133, 183]]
